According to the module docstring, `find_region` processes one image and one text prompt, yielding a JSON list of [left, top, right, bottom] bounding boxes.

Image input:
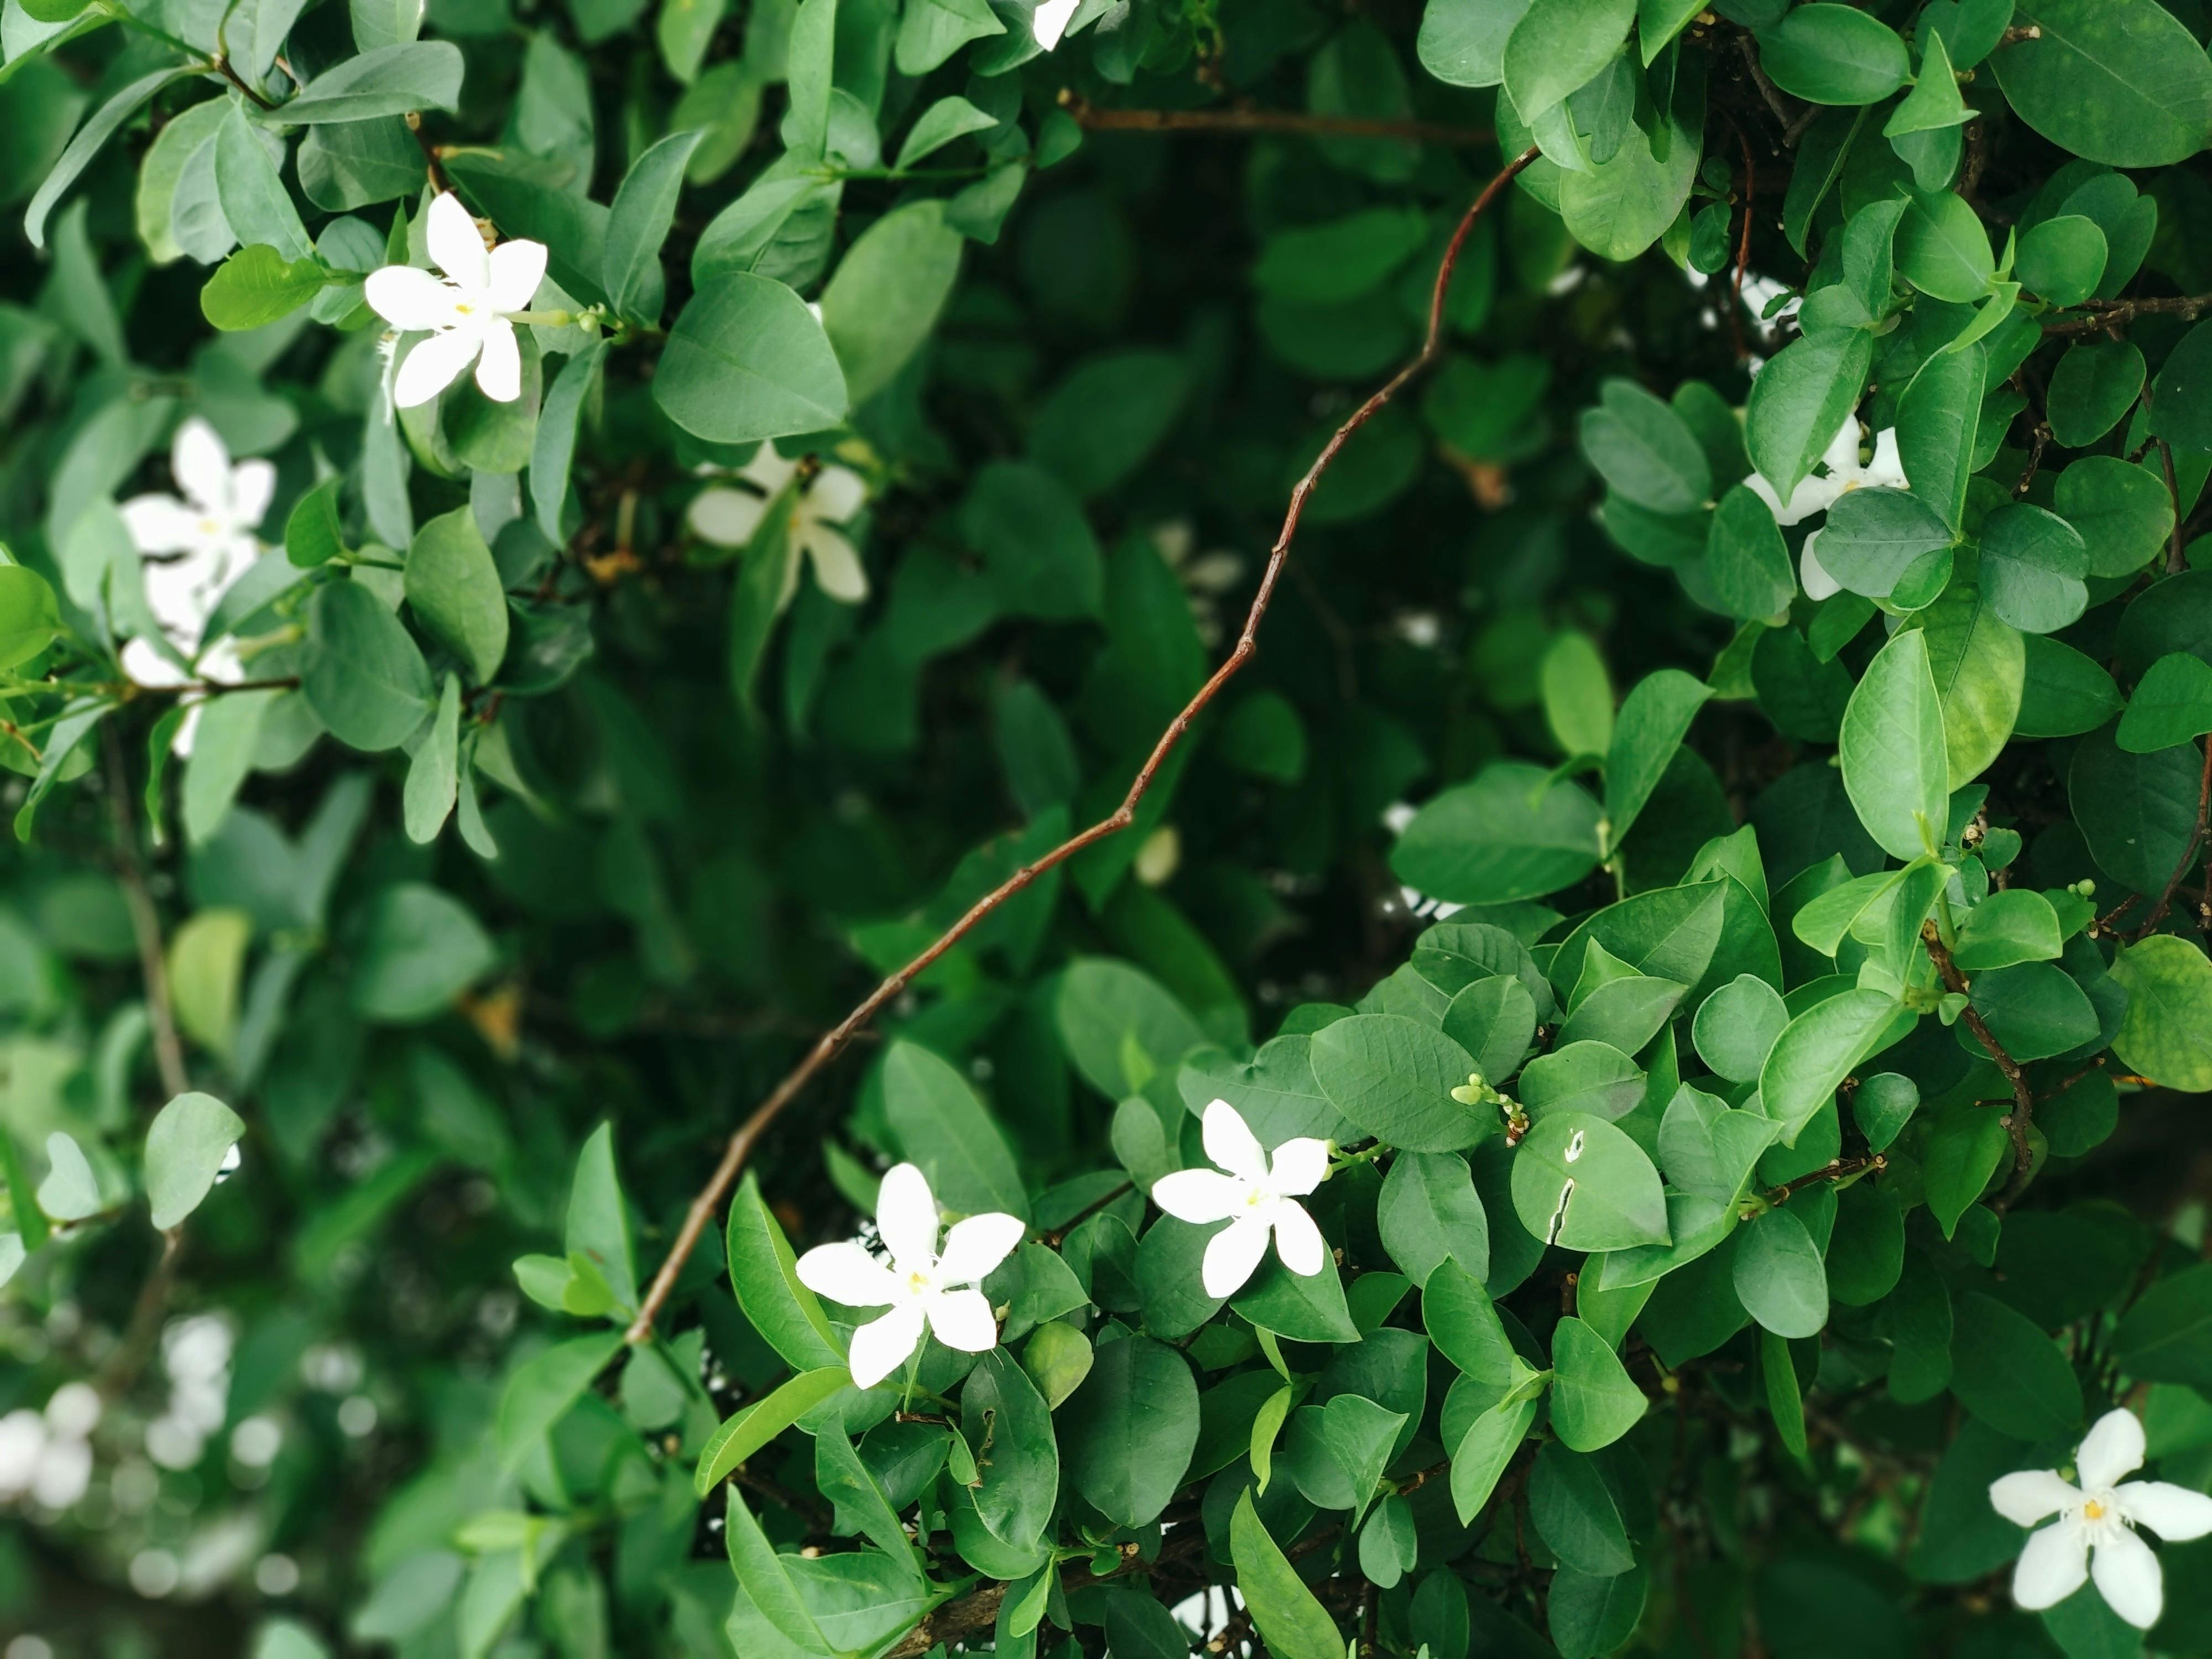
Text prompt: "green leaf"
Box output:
[[961, 1349, 1058, 1548], [654, 273, 849, 443], [1731, 1207, 1829, 1339], [1708, 484, 1796, 622], [1551, 1562, 1649, 1659], [1417, 0, 1531, 87], [1549, 1315, 1647, 1451], [278, 40, 465, 123], [1953, 889, 2065, 971], [726, 1171, 844, 1373], [304, 578, 434, 751], [2068, 726, 2204, 894], [143, 1092, 246, 1230], [1915, 582, 2025, 789], [0, 564, 60, 670], [1949, 1290, 2083, 1441], [1378, 1151, 1490, 1286], [1758, 5, 1910, 104], [880, 1039, 1027, 1222], [403, 507, 510, 685], [27, 67, 190, 249], [1760, 989, 1905, 1145], [694, 1366, 852, 1495], [722, 1487, 833, 1654], [564, 1122, 638, 1312], [1840, 628, 1949, 861], [495, 1331, 623, 1469], [1921, 1104, 2008, 1238], [959, 461, 1104, 622], [1541, 631, 1615, 759], [2109, 936, 2212, 1092], [2112, 1260, 2212, 1387], [1511, 1111, 1668, 1251], [818, 200, 964, 408], [2017, 215, 2109, 309], [1579, 379, 1710, 515], [1814, 487, 1955, 601], [2119, 653, 2212, 753], [182, 688, 279, 848], [1604, 669, 1712, 842], [1391, 761, 1604, 904], [36, 1132, 100, 1222], [348, 883, 495, 1022], [1230, 1488, 1345, 1659], [1745, 328, 1873, 504], [1885, 30, 1971, 137], [1528, 1441, 1635, 1575], [168, 909, 250, 1058], [1310, 1014, 1490, 1153], [401, 674, 461, 844], [1991, 0, 2212, 168], [1692, 974, 1789, 1084], [1233, 1248, 1360, 1344], [214, 103, 311, 263], [1896, 191, 1995, 303], [1501, 0, 1634, 120], [895, 95, 998, 171], [1450, 1389, 1540, 1523], [1062, 1333, 1198, 1527], [531, 340, 605, 545], [1980, 504, 2089, 634], [1422, 1259, 1520, 1392], [1896, 340, 1985, 533], [200, 244, 331, 331], [2017, 634, 2125, 738], [2047, 343, 2146, 449], [602, 128, 703, 322]]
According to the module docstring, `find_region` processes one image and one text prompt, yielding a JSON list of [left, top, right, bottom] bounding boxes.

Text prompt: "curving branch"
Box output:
[[2041, 293, 2212, 338], [622, 145, 1545, 1346], [1922, 923, 2037, 1207]]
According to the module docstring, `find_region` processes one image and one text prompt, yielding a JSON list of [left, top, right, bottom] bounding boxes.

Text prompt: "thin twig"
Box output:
[[1736, 36, 1794, 132], [2158, 440, 2190, 574], [1766, 1154, 1885, 1207], [103, 724, 189, 1101], [210, 55, 275, 111], [404, 112, 455, 195], [96, 1228, 183, 1400], [621, 147, 1544, 1347], [2042, 294, 2212, 337], [1058, 91, 1493, 147], [1922, 924, 2036, 1206], [2131, 739, 2212, 939]]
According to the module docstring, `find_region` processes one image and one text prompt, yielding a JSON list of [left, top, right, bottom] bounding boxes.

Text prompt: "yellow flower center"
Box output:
[[2083, 1499, 2107, 1521], [1245, 1190, 1265, 1207], [199, 518, 220, 536], [907, 1271, 928, 1292]]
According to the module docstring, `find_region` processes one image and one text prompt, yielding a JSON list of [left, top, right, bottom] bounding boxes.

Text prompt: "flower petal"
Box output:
[[1032, 0, 1080, 48], [1202, 1099, 1269, 1186], [740, 446, 800, 497], [2079, 1408, 2147, 1491], [364, 265, 463, 332], [809, 465, 868, 523], [688, 487, 767, 547], [794, 1240, 898, 1310], [847, 1303, 926, 1390], [1799, 531, 1842, 601], [937, 1213, 1025, 1285], [1266, 1138, 1330, 1197], [229, 460, 275, 533], [120, 636, 187, 689], [802, 527, 869, 602], [1991, 1469, 2083, 1528], [1270, 1199, 1326, 1277], [427, 190, 490, 293], [874, 1163, 941, 1270], [924, 1287, 999, 1353], [1866, 427, 1907, 491], [487, 237, 548, 314], [1818, 414, 1862, 481], [1201, 1213, 1272, 1298], [473, 321, 522, 403], [1151, 1168, 1246, 1225], [2012, 1518, 2089, 1611], [119, 496, 200, 557], [2115, 1480, 2212, 1542], [393, 330, 481, 409], [2090, 1521, 2163, 1629], [171, 418, 231, 513]]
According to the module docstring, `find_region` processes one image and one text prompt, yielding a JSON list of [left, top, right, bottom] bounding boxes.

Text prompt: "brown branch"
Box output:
[[1039, 1180, 1134, 1249], [2158, 440, 2190, 575], [2132, 739, 2212, 940], [405, 111, 455, 195], [2042, 294, 2212, 337], [1058, 91, 1492, 147], [210, 55, 275, 111], [1765, 1154, 1885, 1207], [1736, 36, 1794, 132], [1922, 924, 2036, 1206], [620, 145, 1544, 1347], [96, 1228, 183, 1400]]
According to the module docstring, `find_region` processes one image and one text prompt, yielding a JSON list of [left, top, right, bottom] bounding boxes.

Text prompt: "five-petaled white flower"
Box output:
[[1746, 413, 1907, 603], [364, 192, 549, 409], [1032, 0, 1081, 49], [1991, 1405, 2212, 1629], [795, 1163, 1024, 1390], [687, 446, 870, 606], [1151, 1100, 1330, 1298], [118, 418, 268, 756]]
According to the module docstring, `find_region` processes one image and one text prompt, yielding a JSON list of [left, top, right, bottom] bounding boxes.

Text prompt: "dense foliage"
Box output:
[[3, 0, 2212, 1654]]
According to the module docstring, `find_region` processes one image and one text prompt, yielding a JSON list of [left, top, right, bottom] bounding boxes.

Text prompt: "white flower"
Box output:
[[1151, 1100, 1330, 1298], [795, 1163, 1024, 1390], [1991, 1406, 2212, 1630], [1745, 414, 1906, 602], [0, 1383, 103, 1510], [363, 192, 549, 409], [118, 419, 266, 757], [687, 446, 870, 606], [1033, 0, 1082, 48]]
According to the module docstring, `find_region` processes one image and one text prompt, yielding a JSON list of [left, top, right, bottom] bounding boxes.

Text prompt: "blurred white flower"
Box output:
[[118, 419, 267, 755], [1033, 0, 1081, 48], [688, 446, 870, 606], [365, 192, 549, 408], [0, 1382, 103, 1510], [1992, 1406, 2212, 1629], [795, 1163, 1023, 1389], [1744, 414, 1906, 602], [1151, 1100, 1329, 1297]]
